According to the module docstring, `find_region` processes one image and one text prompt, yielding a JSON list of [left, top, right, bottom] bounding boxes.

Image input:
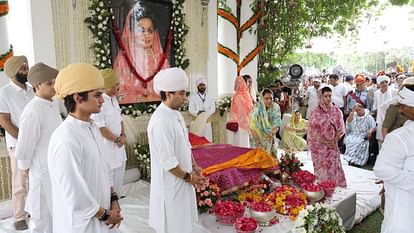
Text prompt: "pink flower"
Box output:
[[203, 191, 209, 196], [198, 200, 205, 206], [212, 192, 216, 196], [205, 198, 212, 207], [196, 187, 201, 192]]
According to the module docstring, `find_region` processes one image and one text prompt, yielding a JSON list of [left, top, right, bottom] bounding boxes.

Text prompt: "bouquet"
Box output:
[[279, 152, 303, 175], [217, 96, 232, 116], [195, 180, 221, 213], [134, 144, 151, 179], [293, 203, 345, 233], [265, 185, 307, 220]]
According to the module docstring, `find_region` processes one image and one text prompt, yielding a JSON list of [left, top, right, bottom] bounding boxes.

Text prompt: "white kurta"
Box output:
[[373, 120, 414, 233], [147, 103, 197, 233], [15, 96, 62, 232], [305, 86, 323, 119], [373, 88, 397, 140], [91, 94, 127, 192], [48, 115, 111, 233], [188, 92, 216, 141]]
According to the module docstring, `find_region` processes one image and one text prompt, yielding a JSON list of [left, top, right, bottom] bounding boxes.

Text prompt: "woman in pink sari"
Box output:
[[229, 75, 253, 147], [114, 6, 169, 104], [308, 86, 347, 187]]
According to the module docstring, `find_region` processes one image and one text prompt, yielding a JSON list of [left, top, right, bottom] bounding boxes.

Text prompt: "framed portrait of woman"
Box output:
[[111, 0, 173, 104]]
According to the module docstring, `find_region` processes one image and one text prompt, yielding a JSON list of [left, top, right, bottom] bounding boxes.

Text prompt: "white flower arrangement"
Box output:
[[217, 96, 232, 116], [134, 144, 151, 179], [293, 203, 345, 233]]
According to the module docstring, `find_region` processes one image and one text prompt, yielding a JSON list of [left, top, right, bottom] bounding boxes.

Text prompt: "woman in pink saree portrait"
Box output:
[[113, 4, 169, 104]]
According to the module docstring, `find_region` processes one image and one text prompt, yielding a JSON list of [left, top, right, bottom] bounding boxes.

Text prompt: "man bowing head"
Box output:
[[148, 68, 206, 233], [48, 64, 123, 233]]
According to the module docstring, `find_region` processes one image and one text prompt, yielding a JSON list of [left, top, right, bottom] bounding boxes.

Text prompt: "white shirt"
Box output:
[[147, 103, 197, 233], [15, 96, 62, 217], [188, 92, 216, 117], [0, 81, 35, 147], [373, 88, 397, 139], [305, 85, 323, 119], [374, 120, 414, 233], [329, 83, 348, 108], [48, 115, 111, 233], [91, 94, 127, 169]]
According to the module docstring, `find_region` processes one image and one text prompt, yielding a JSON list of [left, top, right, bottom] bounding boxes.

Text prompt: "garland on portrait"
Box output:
[[84, 0, 189, 71]]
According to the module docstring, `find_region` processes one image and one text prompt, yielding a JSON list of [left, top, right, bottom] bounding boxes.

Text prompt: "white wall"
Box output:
[[7, 0, 56, 68]]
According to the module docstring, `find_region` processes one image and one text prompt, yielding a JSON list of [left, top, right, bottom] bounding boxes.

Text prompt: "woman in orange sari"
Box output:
[[229, 75, 253, 147], [113, 4, 169, 103]]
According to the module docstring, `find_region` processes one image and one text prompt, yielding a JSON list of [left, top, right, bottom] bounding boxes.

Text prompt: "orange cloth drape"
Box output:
[[203, 148, 277, 175]]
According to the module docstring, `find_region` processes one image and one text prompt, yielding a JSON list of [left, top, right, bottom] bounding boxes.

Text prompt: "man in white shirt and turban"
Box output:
[[48, 63, 123, 233], [148, 67, 206, 233], [15, 63, 62, 233], [374, 82, 414, 233], [0, 55, 34, 230], [188, 78, 216, 141]]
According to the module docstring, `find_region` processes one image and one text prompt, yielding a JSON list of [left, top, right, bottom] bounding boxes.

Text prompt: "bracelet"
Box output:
[[183, 172, 191, 181], [114, 137, 121, 143]]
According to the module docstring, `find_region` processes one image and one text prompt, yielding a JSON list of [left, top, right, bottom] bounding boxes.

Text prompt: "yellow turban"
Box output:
[[55, 63, 104, 99], [4, 56, 28, 78], [100, 68, 119, 88]]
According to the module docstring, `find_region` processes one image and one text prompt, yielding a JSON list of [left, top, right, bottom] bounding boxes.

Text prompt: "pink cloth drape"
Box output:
[[230, 76, 253, 132], [113, 11, 169, 104]]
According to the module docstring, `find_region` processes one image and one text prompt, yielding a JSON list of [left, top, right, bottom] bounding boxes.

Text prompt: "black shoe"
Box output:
[[14, 220, 28, 231]]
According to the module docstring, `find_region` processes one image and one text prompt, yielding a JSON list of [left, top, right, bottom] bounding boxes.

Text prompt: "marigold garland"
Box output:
[[0, 46, 13, 71], [0, 1, 9, 17]]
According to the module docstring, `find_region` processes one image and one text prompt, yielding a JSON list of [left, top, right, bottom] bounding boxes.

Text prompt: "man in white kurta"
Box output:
[[148, 68, 206, 233], [373, 85, 414, 233], [15, 63, 62, 233], [48, 63, 123, 233], [372, 75, 397, 143], [91, 69, 127, 193], [188, 78, 216, 141], [305, 78, 323, 119], [0, 55, 34, 230]]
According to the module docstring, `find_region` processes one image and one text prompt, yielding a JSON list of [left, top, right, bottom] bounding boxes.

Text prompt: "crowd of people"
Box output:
[[0, 53, 413, 233]]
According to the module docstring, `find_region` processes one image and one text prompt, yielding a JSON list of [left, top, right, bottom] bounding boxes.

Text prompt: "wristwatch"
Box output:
[[183, 172, 191, 181], [99, 209, 109, 221]]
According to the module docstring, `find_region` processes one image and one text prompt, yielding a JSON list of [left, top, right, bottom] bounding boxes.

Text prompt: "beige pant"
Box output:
[[7, 147, 28, 221]]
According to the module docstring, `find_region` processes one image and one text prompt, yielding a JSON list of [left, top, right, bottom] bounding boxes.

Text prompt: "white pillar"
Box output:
[[0, 2, 11, 87], [216, 0, 258, 97], [207, 0, 218, 99]]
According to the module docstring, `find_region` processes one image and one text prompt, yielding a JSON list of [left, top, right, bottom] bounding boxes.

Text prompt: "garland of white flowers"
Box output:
[[84, 0, 112, 69], [134, 144, 151, 179], [85, 0, 189, 70]]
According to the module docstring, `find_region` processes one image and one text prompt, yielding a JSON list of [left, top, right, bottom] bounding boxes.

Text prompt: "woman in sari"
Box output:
[[343, 103, 376, 166], [282, 111, 308, 151], [229, 75, 253, 147], [308, 86, 347, 187], [249, 89, 282, 157], [114, 4, 169, 104]]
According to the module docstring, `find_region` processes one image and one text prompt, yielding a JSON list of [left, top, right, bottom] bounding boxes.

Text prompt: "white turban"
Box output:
[[313, 78, 322, 83], [377, 75, 390, 84], [196, 78, 207, 87], [403, 77, 414, 85], [398, 87, 414, 107], [153, 67, 189, 95]]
